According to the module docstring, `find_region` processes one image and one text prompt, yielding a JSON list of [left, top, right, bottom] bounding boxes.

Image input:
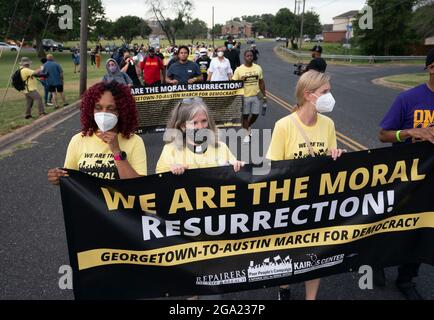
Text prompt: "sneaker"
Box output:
[[243, 135, 251, 144], [278, 287, 291, 300], [25, 115, 33, 119], [64, 103, 69, 107], [396, 281, 424, 300], [373, 267, 386, 287], [39, 112, 48, 117], [46, 102, 53, 106]]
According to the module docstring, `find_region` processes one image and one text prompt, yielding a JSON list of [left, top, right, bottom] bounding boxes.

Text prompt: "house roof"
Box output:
[[333, 10, 359, 19]]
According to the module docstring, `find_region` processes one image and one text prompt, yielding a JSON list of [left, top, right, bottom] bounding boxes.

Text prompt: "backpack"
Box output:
[[11, 68, 27, 91]]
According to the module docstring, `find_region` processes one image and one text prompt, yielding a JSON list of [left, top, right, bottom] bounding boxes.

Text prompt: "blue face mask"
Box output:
[[227, 44, 233, 50]]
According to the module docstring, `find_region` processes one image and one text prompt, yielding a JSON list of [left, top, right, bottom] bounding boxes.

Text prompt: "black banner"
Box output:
[[131, 81, 244, 133], [60, 142, 434, 299]]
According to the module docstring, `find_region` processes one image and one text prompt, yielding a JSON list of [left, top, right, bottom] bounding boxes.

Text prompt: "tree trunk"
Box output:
[[34, 34, 46, 59]]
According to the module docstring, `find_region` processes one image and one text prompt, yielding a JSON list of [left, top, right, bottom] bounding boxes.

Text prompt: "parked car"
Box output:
[[275, 37, 281, 41], [304, 37, 311, 43], [41, 39, 64, 52], [0, 42, 18, 51], [246, 38, 256, 44], [257, 35, 265, 39], [314, 35, 324, 42]]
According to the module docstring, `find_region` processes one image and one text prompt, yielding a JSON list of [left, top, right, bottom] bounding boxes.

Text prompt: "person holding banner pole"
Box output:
[[47, 81, 147, 185], [266, 70, 345, 300], [375, 48, 434, 300], [156, 97, 244, 175]]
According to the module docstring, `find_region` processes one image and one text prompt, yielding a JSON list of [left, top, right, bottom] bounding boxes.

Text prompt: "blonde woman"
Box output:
[[267, 70, 345, 300], [156, 97, 243, 174]]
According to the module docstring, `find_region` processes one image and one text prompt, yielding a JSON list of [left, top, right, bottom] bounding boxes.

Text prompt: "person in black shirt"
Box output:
[[155, 47, 165, 61], [306, 45, 327, 73], [224, 36, 241, 73], [251, 44, 259, 62], [196, 48, 211, 81], [120, 51, 141, 86]]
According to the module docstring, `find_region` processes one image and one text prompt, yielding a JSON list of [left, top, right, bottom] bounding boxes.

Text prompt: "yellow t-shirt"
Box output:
[[266, 113, 337, 160], [64, 133, 147, 179], [232, 64, 263, 97], [20, 68, 37, 93], [156, 141, 237, 174]]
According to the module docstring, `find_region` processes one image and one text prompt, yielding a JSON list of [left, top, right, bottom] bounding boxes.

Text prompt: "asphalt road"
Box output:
[[0, 41, 432, 300]]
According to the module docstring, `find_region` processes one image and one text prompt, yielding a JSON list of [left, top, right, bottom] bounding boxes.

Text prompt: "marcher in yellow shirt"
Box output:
[[48, 81, 147, 185], [232, 50, 266, 143], [267, 70, 345, 300], [18, 57, 47, 119], [156, 97, 243, 175]]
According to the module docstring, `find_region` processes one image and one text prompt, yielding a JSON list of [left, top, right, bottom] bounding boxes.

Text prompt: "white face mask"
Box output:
[[312, 92, 335, 113], [217, 51, 224, 57], [94, 112, 118, 132]]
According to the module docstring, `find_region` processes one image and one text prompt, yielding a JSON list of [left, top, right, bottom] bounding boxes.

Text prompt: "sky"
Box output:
[[102, 0, 367, 27]]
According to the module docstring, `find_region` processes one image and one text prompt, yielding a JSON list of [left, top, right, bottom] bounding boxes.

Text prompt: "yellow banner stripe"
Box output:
[[77, 212, 434, 270], [134, 89, 245, 102]]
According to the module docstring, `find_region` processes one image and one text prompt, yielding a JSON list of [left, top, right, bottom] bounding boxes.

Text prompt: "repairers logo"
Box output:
[[196, 269, 247, 286]]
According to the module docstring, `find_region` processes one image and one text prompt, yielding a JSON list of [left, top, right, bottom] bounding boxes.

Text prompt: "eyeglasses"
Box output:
[[179, 97, 204, 105]]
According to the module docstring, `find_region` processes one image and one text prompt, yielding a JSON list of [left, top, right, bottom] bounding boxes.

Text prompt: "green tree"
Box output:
[[0, 0, 105, 57], [353, 0, 416, 55], [411, 1, 434, 40], [180, 18, 208, 43], [92, 20, 115, 42], [210, 23, 223, 38], [112, 16, 151, 45], [273, 8, 299, 49], [303, 11, 322, 38]]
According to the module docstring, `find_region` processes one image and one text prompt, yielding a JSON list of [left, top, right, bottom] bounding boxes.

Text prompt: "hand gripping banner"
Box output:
[[60, 142, 434, 299]]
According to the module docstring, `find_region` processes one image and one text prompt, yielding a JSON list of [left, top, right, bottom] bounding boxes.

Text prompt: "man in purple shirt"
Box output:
[[376, 48, 434, 300]]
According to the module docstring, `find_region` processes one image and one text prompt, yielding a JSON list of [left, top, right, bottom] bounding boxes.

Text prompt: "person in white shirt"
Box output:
[[207, 47, 233, 81]]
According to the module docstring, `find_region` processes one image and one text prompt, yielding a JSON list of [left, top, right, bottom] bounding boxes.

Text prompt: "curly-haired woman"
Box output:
[[47, 81, 147, 185]]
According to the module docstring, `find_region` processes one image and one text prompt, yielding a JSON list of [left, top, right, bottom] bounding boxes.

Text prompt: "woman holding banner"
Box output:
[[266, 70, 345, 300], [47, 81, 147, 185], [156, 97, 243, 175]]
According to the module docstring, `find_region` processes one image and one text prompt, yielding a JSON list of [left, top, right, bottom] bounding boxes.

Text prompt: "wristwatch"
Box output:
[[114, 151, 127, 161]]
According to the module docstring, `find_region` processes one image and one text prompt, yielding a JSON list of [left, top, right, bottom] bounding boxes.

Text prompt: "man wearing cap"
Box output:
[[376, 48, 434, 300], [306, 45, 327, 73], [140, 47, 165, 86], [195, 48, 211, 82], [18, 57, 47, 119]]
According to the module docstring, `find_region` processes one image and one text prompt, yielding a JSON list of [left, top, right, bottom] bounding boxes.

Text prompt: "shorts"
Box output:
[[242, 96, 260, 115], [48, 85, 64, 93]]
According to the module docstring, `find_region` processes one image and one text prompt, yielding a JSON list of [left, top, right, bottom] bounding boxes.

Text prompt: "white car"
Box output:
[[0, 42, 18, 51], [275, 37, 281, 41], [258, 35, 265, 39], [304, 37, 311, 43]]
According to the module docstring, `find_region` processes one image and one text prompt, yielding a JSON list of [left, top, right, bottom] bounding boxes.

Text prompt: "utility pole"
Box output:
[[294, 0, 297, 14], [79, 0, 88, 96], [212, 6, 215, 48], [298, 0, 306, 51]]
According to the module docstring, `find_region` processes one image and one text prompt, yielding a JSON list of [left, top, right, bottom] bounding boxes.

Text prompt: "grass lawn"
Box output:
[[0, 51, 108, 136], [382, 73, 427, 88]]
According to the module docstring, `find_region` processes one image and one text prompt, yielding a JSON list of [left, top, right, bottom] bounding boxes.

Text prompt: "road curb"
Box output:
[[0, 101, 80, 153], [372, 78, 411, 91]]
